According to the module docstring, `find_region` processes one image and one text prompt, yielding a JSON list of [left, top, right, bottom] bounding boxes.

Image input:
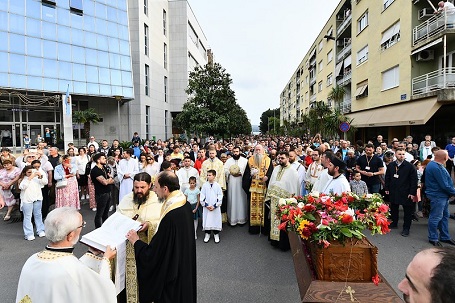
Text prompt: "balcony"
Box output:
[[413, 10, 455, 46], [337, 40, 352, 62], [337, 11, 352, 36], [339, 99, 352, 114], [412, 67, 455, 95], [337, 70, 352, 86]]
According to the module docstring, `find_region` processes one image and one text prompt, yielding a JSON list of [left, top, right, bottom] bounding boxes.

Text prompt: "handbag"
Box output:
[[55, 179, 68, 189]]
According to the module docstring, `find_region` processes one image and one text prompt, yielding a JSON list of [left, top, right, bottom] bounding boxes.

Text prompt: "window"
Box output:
[[164, 43, 167, 69], [327, 73, 333, 86], [327, 49, 333, 63], [188, 22, 198, 46], [144, 24, 149, 56], [318, 60, 323, 72], [146, 106, 150, 139], [382, 65, 399, 90], [145, 64, 149, 96], [358, 11, 368, 33], [163, 10, 167, 36], [309, 68, 315, 80], [381, 21, 400, 51], [318, 81, 323, 92], [70, 0, 83, 13], [144, 0, 148, 15], [357, 45, 368, 65], [383, 0, 394, 10], [164, 110, 168, 139], [355, 80, 368, 99], [318, 40, 323, 52], [305, 75, 309, 84], [164, 76, 168, 102]]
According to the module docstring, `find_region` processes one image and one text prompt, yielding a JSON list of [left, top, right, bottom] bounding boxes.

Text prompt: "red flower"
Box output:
[[378, 204, 389, 213], [341, 214, 353, 224], [372, 274, 380, 286], [278, 221, 288, 231], [321, 219, 329, 226], [281, 214, 288, 221], [304, 204, 316, 212]]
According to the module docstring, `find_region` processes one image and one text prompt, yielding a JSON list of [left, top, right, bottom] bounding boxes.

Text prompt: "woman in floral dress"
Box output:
[[54, 155, 80, 209], [0, 160, 21, 220]]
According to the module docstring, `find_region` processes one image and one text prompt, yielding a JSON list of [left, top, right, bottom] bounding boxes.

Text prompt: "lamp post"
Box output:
[[114, 95, 123, 141]]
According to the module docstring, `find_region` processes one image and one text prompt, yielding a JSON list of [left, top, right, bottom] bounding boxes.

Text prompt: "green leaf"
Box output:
[[340, 228, 353, 237]]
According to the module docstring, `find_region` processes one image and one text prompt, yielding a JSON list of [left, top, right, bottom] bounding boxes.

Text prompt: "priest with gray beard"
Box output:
[[265, 150, 300, 251], [116, 172, 161, 303]]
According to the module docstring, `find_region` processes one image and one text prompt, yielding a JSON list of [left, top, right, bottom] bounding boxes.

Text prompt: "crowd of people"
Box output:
[[3, 131, 455, 302]]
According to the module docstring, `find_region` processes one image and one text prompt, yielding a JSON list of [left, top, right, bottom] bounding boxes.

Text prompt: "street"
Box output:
[[2, 203, 455, 302]]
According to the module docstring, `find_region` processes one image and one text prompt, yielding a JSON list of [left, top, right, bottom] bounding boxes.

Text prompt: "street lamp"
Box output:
[[114, 95, 123, 141]]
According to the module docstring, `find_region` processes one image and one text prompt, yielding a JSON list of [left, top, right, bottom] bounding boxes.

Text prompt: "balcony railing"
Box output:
[[339, 99, 352, 114], [337, 41, 352, 62], [412, 67, 455, 95], [336, 70, 352, 86], [413, 10, 455, 46], [337, 12, 352, 36]]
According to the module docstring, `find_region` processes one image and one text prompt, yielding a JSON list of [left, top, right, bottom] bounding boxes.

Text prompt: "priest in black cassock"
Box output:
[[126, 171, 196, 303]]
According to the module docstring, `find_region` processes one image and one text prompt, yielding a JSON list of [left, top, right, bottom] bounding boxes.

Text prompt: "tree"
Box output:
[[259, 108, 280, 134], [72, 108, 101, 145], [328, 85, 345, 109], [175, 63, 251, 137]]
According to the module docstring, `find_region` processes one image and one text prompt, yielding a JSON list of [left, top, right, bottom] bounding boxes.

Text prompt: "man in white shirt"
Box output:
[[176, 156, 199, 193], [118, 149, 139, 202]]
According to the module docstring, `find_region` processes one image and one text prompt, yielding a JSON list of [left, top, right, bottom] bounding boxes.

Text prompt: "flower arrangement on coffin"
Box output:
[[277, 192, 391, 248]]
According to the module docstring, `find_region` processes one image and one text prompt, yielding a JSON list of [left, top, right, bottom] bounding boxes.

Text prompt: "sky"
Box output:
[[187, 0, 340, 125]]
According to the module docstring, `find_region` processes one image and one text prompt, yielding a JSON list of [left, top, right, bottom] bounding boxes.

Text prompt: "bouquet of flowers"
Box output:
[[277, 192, 390, 248]]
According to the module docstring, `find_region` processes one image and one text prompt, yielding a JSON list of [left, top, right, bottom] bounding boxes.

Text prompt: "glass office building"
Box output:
[[0, 0, 133, 148]]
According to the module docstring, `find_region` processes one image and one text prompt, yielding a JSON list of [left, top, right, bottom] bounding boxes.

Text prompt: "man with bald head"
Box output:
[[398, 247, 455, 302], [424, 150, 455, 246]]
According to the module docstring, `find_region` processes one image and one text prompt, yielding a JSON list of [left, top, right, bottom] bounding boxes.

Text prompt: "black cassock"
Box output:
[[134, 202, 196, 303]]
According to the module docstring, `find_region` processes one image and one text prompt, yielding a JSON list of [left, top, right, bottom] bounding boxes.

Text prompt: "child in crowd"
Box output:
[[18, 165, 48, 241], [23, 134, 30, 149], [349, 172, 369, 196], [412, 160, 424, 218], [184, 176, 200, 239], [200, 170, 223, 243]]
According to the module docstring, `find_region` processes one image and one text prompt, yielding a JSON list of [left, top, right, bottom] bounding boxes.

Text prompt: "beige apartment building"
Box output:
[[281, 0, 455, 145]]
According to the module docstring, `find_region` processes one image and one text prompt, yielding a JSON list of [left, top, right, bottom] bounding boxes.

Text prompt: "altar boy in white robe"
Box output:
[[200, 170, 223, 243], [118, 148, 139, 202]]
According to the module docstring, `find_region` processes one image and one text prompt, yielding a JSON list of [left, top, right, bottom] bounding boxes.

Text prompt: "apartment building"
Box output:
[[281, 0, 455, 145], [129, 0, 209, 141], [0, 0, 209, 150]]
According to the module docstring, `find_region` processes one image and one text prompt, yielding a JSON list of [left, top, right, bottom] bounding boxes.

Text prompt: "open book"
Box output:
[[80, 212, 142, 252]]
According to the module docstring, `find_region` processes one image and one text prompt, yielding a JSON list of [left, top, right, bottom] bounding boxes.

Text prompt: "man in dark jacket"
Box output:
[[385, 148, 418, 237]]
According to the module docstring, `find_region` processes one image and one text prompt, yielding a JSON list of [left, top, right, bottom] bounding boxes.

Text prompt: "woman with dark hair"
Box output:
[[87, 144, 97, 158], [76, 147, 89, 200], [54, 155, 80, 209], [0, 159, 21, 220]]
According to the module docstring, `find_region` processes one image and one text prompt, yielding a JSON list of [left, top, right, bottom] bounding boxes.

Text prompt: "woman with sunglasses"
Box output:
[[142, 154, 160, 177], [18, 165, 47, 240], [54, 155, 80, 210]]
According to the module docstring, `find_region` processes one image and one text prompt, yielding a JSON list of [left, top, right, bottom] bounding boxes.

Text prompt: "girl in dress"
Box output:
[[184, 176, 200, 239]]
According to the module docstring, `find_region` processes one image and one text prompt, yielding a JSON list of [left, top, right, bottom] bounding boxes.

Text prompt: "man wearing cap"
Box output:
[[321, 156, 351, 195]]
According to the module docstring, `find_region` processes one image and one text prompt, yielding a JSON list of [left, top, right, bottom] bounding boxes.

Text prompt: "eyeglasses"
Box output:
[[147, 158, 152, 160], [77, 221, 86, 229]]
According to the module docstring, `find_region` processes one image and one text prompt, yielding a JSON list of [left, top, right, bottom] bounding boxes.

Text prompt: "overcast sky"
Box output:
[[187, 0, 340, 125]]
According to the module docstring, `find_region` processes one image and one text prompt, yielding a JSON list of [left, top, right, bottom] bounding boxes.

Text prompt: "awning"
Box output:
[[335, 61, 344, 76], [354, 84, 368, 97], [309, 48, 316, 59], [411, 38, 443, 55], [348, 97, 441, 127], [380, 21, 400, 44], [344, 55, 352, 67]]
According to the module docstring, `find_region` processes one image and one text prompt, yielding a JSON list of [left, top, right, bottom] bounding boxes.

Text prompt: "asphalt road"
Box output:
[[2, 203, 455, 303]]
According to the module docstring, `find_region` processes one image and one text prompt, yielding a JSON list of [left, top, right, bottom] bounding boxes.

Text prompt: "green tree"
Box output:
[[175, 63, 250, 137], [328, 85, 346, 109], [259, 108, 280, 134], [72, 108, 101, 145]]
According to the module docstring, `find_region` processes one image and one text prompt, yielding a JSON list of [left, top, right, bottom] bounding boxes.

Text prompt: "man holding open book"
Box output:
[[126, 171, 196, 303], [117, 172, 161, 303]]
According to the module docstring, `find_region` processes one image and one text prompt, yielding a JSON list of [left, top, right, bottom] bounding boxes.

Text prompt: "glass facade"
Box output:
[[0, 0, 134, 98]]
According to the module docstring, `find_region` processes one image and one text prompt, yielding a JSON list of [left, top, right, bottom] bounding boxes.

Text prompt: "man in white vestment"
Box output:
[[118, 148, 139, 202], [176, 156, 199, 193], [16, 207, 116, 303], [266, 150, 300, 251], [224, 146, 248, 225], [289, 149, 306, 196], [312, 150, 334, 194], [305, 149, 324, 188], [321, 156, 351, 195]]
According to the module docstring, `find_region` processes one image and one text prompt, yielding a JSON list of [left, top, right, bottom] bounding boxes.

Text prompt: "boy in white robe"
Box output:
[[200, 170, 223, 243]]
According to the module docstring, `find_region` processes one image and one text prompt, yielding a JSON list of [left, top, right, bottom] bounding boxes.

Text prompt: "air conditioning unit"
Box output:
[[419, 8, 434, 20], [416, 50, 434, 61]]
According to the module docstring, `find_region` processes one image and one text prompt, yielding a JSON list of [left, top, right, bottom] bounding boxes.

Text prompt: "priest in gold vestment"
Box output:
[[242, 144, 273, 234], [117, 172, 161, 303]]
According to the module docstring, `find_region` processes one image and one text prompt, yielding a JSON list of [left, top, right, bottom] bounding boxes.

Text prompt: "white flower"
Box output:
[[288, 197, 297, 204], [278, 198, 287, 206], [297, 202, 305, 209], [365, 194, 373, 199], [310, 191, 320, 198], [344, 207, 355, 217]]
